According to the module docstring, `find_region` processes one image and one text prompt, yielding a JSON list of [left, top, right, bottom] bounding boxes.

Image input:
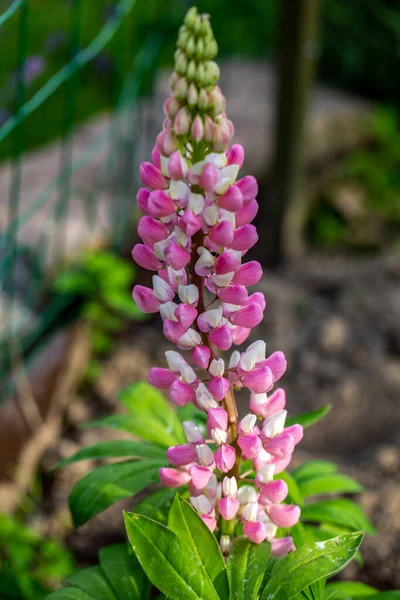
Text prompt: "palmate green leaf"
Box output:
[[293, 523, 364, 568], [119, 382, 185, 443], [54, 440, 166, 470], [299, 474, 363, 498], [261, 532, 363, 600], [325, 589, 351, 600], [66, 566, 117, 599], [296, 578, 326, 600], [83, 382, 185, 448], [124, 512, 220, 600], [325, 582, 377, 597], [69, 459, 164, 527], [350, 595, 400, 600], [301, 499, 376, 535], [326, 583, 400, 600], [168, 495, 229, 599], [292, 462, 338, 485], [135, 487, 178, 524], [47, 589, 94, 600], [286, 405, 332, 428], [83, 414, 180, 449], [99, 543, 151, 600], [226, 537, 270, 600]]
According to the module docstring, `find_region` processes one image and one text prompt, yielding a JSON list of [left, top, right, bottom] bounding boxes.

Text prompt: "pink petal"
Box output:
[[218, 496, 240, 520], [243, 521, 267, 544], [159, 467, 191, 488]]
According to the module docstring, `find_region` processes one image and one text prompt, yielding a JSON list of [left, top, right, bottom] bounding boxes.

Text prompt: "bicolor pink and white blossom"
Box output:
[[131, 6, 302, 554]]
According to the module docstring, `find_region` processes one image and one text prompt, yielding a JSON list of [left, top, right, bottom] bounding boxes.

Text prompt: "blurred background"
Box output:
[[0, 0, 399, 596]]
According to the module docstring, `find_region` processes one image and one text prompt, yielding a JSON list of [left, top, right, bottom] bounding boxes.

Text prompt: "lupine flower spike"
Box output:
[[132, 6, 302, 555]]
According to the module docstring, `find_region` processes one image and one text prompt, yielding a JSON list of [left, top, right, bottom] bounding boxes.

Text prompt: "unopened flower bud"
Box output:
[[220, 535, 232, 555], [187, 82, 198, 107], [191, 115, 204, 142], [209, 87, 226, 115], [199, 117, 212, 144], [222, 476, 238, 497], [205, 39, 218, 60], [177, 27, 189, 50], [186, 59, 197, 81], [185, 36, 196, 58], [195, 37, 205, 59], [184, 7, 198, 28], [175, 50, 188, 75], [174, 77, 188, 100], [203, 61, 220, 85], [198, 88, 209, 109], [196, 62, 205, 85]]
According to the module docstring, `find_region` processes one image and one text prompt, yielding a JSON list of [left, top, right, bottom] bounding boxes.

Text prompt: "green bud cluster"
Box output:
[[171, 7, 220, 109]]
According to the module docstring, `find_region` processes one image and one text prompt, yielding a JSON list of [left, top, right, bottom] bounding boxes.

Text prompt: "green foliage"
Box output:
[[0, 512, 74, 600], [168, 495, 229, 599], [57, 381, 389, 597], [57, 382, 191, 526], [46, 543, 150, 600], [124, 511, 222, 600], [308, 107, 400, 251], [69, 459, 165, 528], [347, 108, 400, 224], [260, 533, 363, 600], [226, 538, 270, 600], [54, 250, 144, 382], [123, 504, 362, 600], [325, 582, 400, 600], [286, 405, 332, 428]]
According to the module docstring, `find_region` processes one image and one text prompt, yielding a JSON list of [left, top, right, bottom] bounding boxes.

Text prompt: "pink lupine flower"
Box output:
[[267, 504, 301, 528], [242, 366, 274, 394], [243, 521, 267, 544], [237, 433, 262, 459], [271, 536, 296, 557], [148, 367, 176, 389], [264, 432, 295, 459], [191, 345, 211, 368], [138, 215, 169, 244], [190, 465, 214, 489], [140, 162, 169, 189], [259, 479, 289, 504], [131, 6, 302, 552], [207, 407, 228, 434], [218, 477, 240, 520], [132, 244, 163, 271], [215, 444, 236, 472], [132, 286, 160, 313], [166, 444, 198, 466], [208, 376, 230, 401], [159, 467, 191, 488], [235, 199, 259, 227], [169, 379, 195, 406], [232, 261, 263, 286]]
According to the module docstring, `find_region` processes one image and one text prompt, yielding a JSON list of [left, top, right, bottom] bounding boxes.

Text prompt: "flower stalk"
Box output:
[[132, 6, 302, 555]]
